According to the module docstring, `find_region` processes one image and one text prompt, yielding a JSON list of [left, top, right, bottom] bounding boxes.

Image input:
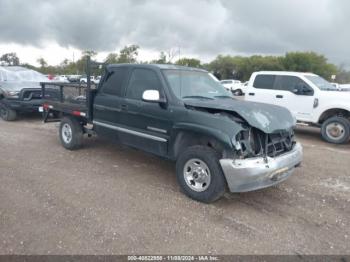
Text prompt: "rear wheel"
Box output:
[[0, 103, 17, 121], [321, 116, 350, 144], [176, 146, 226, 203], [59, 116, 83, 150], [232, 89, 243, 96]]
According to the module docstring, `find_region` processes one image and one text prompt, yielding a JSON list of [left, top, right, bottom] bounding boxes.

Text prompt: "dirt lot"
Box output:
[[0, 114, 349, 255]]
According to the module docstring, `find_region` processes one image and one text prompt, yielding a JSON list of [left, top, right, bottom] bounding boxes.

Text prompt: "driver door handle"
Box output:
[[121, 104, 128, 111], [276, 95, 283, 99]]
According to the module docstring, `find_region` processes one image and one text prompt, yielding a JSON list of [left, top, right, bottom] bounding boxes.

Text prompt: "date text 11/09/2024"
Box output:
[[127, 255, 219, 261]]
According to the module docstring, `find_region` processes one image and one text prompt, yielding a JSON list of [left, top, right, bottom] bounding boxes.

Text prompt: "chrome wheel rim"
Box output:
[[62, 123, 73, 144], [326, 122, 346, 141], [183, 158, 211, 192]]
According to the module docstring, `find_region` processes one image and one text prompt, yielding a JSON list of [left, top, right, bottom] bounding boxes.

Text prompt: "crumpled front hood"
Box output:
[[184, 98, 295, 134]]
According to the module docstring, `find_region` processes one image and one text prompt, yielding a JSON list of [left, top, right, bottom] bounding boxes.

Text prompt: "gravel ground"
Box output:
[[0, 114, 349, 255]]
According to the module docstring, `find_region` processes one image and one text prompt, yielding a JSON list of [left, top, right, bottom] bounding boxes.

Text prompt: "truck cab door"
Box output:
[[245, 74, 277, 104], [118, 68, 172, 156], [273, 75, 315, 122], [93, 66, 130, 140]]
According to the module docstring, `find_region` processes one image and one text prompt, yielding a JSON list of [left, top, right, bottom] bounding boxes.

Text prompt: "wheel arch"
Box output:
[[171, 127, 233, 160], [318, 108, 350, 124]]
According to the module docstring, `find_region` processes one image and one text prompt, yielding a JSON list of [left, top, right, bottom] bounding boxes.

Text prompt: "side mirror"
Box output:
[[292, 88, 299, 94], [293, 84, 313, 95], [142, 90, 166, 103]]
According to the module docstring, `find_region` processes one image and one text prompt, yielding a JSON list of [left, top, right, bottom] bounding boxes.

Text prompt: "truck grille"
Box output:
[[22, 90, 42, 101], [236, 128, 295, 158], [264, 131, 294, 158]]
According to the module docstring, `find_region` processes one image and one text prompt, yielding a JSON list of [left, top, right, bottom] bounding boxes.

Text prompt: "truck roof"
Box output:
[[254, 71, 318, 76], [107, 63, 207, 72], [0, 66, 29, 72]]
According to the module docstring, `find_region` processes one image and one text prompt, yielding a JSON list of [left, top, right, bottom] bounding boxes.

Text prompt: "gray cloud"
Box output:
[[0, 0, 349, 65]]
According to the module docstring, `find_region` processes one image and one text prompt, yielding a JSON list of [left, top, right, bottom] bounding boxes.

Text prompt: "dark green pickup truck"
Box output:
[[41, 64, 302, 203]]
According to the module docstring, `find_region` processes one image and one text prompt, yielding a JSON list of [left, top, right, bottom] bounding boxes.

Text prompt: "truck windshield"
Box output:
[[305, 75, 337, 91], [163, 70, 232, 100]]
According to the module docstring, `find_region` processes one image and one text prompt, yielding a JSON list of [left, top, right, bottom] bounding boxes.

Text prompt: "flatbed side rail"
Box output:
[[40, 56, 105, 123], [40, 81, 90, 123]]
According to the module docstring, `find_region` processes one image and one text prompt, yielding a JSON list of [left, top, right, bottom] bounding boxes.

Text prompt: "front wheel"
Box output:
[[321, 116, 350, 144], [59, 116, 83, 150], [176, 146, 226, 203], [0, 103, 17, 121], [232, 89, 243, 96]]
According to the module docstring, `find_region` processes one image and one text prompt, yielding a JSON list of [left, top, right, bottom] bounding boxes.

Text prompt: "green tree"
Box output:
[[60, 58, 69, 67], [37, 57, 48, 68], [82, 50, 97, 58], [175, 58, 201, 68], [104, 53, 118, 64], [207, 55, 241, 80], [151, 51, 168, 64], [74, 50, 98, 75], [0, 52, 20, 66], [335, 68, 350, 84], [282, 52, 338, 80], [117, 45, 139, 63]]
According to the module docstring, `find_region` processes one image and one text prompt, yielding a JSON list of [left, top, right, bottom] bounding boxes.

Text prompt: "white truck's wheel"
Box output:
[[321, 116, 350, 144]]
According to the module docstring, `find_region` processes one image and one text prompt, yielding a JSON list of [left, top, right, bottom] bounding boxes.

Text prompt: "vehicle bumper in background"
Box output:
[[3, 99, 42, 112], [220, 142, 303, 192]]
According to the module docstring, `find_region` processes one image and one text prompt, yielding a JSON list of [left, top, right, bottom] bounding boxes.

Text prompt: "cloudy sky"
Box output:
[[0, 0, 349, 67]]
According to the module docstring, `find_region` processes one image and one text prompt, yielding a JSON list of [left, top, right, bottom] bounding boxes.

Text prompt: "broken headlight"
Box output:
[[233, 128, 262, 158]]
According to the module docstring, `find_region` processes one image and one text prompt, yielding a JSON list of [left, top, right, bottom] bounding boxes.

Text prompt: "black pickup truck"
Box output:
[[41, 63, 302, 203]]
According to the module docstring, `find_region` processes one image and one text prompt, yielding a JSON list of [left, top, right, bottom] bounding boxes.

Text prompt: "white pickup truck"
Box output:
[[245, 71, 350, 144], [80, 76, 101, 85]]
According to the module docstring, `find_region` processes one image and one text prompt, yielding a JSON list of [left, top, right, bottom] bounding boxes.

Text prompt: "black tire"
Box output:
[[176, 146, 226, 203], [0, 103, 17, 121], [51, 111, 61, 119], [59, 116, 83, 150], [232, 89, 243, 96], [321, 116, 350, 144]]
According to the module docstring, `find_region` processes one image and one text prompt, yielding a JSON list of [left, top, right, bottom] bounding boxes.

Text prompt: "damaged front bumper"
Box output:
[[220, 142, 303, 192]]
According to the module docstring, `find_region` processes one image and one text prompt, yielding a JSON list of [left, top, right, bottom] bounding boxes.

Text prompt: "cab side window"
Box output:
[[126, 69, 163, 100], [274, 75, 313, 95], [101, 67, 129, 96], [253, 75, 276, 89]]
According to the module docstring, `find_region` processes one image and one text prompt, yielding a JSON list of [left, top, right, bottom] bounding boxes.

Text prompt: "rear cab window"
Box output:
[[101, 67, 129, 96], [253, 75, 276, 89]]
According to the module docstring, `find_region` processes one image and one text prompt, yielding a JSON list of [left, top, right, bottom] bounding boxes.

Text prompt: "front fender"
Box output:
[[173, 122, 233, 147], [169, 121, 245, 160]]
